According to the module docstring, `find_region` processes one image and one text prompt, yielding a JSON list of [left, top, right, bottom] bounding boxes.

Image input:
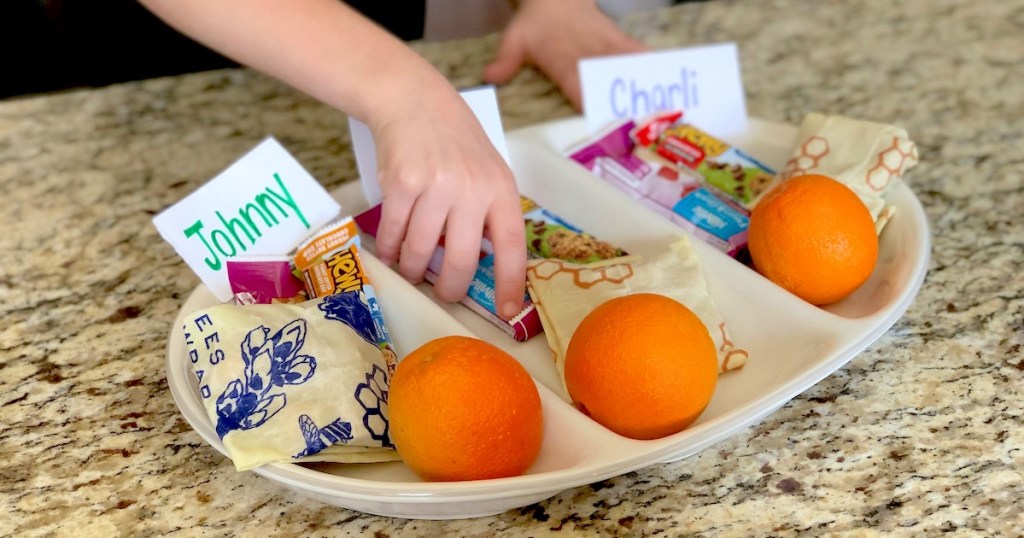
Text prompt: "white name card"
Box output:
[[580, 42, 748, 137], [153, 137, 341, 301], [350, 85, 511, 205]]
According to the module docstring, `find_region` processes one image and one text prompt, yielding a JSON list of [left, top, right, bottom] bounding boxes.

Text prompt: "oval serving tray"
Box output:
[[165, 117, 929, 519]]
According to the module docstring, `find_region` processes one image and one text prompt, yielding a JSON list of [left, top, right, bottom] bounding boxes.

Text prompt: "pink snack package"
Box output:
[[226, 257, 307, 305], [566, 113, 754, 258]]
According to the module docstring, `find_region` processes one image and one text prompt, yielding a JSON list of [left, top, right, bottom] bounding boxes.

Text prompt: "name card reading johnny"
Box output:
[[153, 137, 340, 301], [580, 43, 748, 138]]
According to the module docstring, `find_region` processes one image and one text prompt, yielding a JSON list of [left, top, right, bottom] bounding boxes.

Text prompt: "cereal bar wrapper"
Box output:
[[292, 217, 397, 373], [182, 296, 399, 471], [635, 119, 776, 207], [522, 196, 628, 264], [526, 238, 748, 399], [565, 116, 759, 258], [354, 198, 628, 341], [778, 113, 919, 232]]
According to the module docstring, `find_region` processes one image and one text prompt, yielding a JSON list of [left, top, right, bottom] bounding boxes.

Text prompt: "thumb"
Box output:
[[483, 30, 527, 85]]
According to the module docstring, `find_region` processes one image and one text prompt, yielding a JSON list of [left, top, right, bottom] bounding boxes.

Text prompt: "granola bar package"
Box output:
[[777, 113, 919, 233], [355, 197, 627, 341], [566, 116, 756, 258], [526, 238, 749, 398], [292, 217, 397, 374], [634, 120, 776, 207]]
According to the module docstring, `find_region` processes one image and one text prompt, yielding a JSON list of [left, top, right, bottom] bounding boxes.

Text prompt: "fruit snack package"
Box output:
[[775, 113, 919, 234], [632, 116, 777, 208], [355, 196, 628, 342], [566, 112, 759, 258], [525, 238, 749, 398], [183, 218, 401, 470]]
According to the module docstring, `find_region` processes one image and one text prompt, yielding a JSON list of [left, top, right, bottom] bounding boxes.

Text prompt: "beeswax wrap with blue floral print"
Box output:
[[183, 294, 399, 471]]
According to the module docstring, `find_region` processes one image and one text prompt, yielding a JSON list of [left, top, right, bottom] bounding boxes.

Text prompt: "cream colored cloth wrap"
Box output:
[[182, 296, 400, 471], [526, 238, 748, 398], [777, 113, 919, 233]]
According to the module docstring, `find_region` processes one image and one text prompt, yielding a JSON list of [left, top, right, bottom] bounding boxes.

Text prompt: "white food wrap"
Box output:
[[182, 294, 400, 471], [526, 238, 748, 399], [777, 113, 919, 232]]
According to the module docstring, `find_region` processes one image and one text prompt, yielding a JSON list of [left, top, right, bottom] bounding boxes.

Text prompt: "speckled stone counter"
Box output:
[[2, 0, 1022, 535]]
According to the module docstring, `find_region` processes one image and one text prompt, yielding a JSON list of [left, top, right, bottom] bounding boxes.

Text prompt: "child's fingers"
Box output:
[[375, 188, 415, 266], [432, 204, 487, 303], [397, 193, 449, 284], [486, 192, 527, 321]]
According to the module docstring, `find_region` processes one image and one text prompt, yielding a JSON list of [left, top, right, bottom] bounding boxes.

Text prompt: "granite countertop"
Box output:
[[2, 0, 1022, 535]]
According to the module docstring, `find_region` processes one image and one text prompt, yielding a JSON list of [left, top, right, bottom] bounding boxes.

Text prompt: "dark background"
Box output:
[[0, 0, 426, 100], [0, 0, 697, 100]]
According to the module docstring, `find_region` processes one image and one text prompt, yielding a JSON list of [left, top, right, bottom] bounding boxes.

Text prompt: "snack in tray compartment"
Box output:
[[632, 117, 776, 206], [564, 293, 718, 439], [226, 257, 307, 305], [522, 196, 627, 263], [355, 196, 628, 341], [566, 113, 767, 258], [526, 237, 748, 401], [292, 217, 397, 373], [182, 295, 399, 471], [777, 113, 919, 234]]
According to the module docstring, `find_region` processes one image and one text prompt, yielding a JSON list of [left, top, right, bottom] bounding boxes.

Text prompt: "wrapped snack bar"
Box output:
[[355, 196, 627, 341], [777, 113, 919, 233], [293, 217, 396, 373], [526, 238, 748, 398], [566, 114, 763, 258]]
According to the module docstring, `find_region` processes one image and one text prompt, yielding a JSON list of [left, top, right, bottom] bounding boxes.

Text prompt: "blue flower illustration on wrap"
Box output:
[[354, 364, 392, 448], [318, 292, 378, 346], [294, 414, 354, 459], [214, 319, 316, 439]]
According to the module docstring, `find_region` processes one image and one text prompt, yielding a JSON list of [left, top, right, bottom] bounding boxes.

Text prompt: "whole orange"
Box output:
[[389, 335, 543, 481], [564, 293, 718, 440], [748, 174, 879, 305]]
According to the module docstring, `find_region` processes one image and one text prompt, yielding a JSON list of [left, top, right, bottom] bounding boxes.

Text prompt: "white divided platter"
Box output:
[[165, 117, 930, 519]]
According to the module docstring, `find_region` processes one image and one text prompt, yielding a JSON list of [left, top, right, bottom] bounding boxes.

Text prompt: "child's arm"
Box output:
[[141, 0, 527, 319]]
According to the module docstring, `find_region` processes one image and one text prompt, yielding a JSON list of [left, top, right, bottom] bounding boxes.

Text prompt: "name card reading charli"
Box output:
[[580, 43, 748, 138], [153, 137, 341, 301]]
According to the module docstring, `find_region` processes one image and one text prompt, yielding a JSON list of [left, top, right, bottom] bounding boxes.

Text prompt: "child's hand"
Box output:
[[368, 84, 527, 320], [484, 0, 647, 110]]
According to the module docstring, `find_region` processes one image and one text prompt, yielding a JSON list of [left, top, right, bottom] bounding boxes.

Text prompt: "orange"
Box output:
[[748, 174, 879, 305], [389, 335, 543, 481], [564, 293, 718, 440]]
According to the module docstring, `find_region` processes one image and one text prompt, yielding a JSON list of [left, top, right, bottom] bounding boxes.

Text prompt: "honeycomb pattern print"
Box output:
[[783, 135, 830, 179], [866, 136, 919, 192], [355, 364, 392, 448], [527, 259, 635, 289]]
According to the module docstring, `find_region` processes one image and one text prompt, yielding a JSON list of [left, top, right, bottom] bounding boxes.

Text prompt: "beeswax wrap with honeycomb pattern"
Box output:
[[182, 296, 400, 471], [526, 238, 748, 399], [777, 113, 919, 233]]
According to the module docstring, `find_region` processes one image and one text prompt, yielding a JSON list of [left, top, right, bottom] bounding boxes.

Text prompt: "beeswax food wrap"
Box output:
[[778, 113, 919, 233], [526, 238, 748, 398], [182, 294, 399, 471]]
